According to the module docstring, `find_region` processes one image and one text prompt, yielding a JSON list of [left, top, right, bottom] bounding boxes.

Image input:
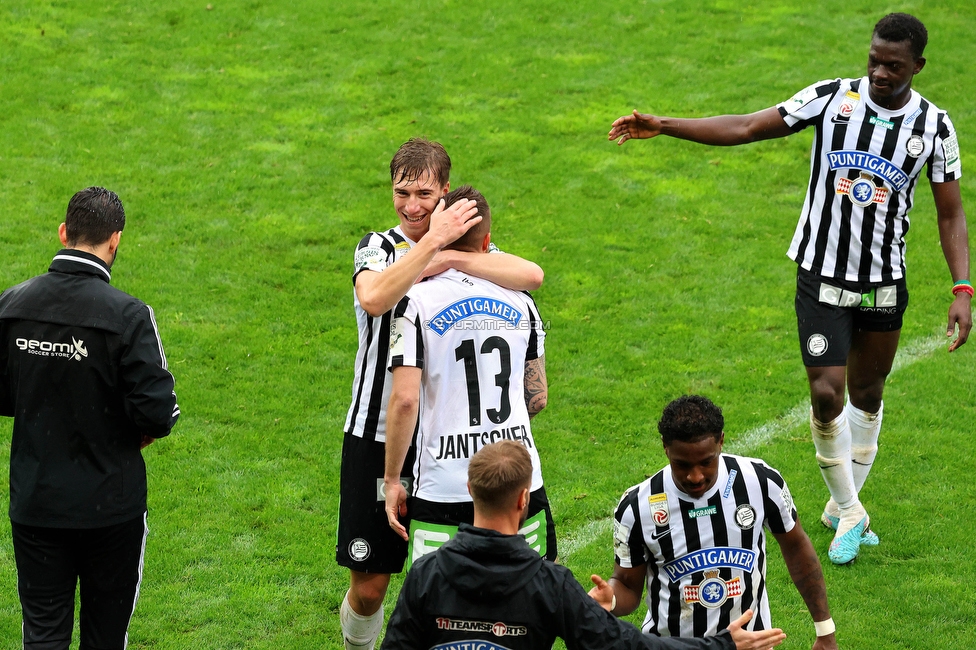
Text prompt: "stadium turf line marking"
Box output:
[[558, 333, 946, 559]]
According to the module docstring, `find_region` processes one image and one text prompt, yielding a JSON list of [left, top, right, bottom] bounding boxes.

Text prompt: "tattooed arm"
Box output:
[[524, 354, 548, 419]]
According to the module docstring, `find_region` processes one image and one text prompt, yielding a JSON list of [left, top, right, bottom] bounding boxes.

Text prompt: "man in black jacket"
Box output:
[[0, 187, 180, 650], [381, 441, 786, 650]]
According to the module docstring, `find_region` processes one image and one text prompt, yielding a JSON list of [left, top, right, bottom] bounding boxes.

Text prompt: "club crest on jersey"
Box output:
[[427, 297, 523, 336], [683, 571, 743, 609], [836, 173, 889, 207], [734, 505, 757, 530], [648, 493, 670, 526], [905, 135, 925, 158], [664, 547, 757, 581], [826, 151, 908, 190]]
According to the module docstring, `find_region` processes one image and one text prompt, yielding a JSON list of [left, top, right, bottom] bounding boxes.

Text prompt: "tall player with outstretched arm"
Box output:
[[608, 13, 971, 565]]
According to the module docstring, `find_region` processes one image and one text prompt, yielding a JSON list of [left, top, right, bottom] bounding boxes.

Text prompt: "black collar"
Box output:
[[49, 249, 112, 283]]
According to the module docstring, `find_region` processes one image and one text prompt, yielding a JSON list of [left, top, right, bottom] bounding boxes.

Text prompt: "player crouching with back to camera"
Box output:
[[594, 396, 838, 650], [383, 440, 788, 650]]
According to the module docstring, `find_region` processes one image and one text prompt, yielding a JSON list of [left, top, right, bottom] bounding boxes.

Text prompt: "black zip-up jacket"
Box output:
[[382, 523, 734, 650], [0, 249, 180, 528]]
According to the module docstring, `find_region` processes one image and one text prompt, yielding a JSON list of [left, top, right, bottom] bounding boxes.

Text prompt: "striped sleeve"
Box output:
[[758, 463, 797, 535], [776, 79, 841, 132], [522, 292, 545, 361], [613, 486, 647, 568], [928, 112, 962, 182], [353, 231, 396, 284], [389, 295, 424, 370]]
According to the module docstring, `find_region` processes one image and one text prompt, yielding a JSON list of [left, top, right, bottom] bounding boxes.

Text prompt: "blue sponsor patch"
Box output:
[[663, 547, 758, 581], [428, 297, 523, 336], [905, 107, 923, 123], [826, 150, 909, 190], [722, 469, 738, 498]]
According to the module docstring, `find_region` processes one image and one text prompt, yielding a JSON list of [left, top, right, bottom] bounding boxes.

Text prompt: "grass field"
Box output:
[[1, 0, 974, 648]]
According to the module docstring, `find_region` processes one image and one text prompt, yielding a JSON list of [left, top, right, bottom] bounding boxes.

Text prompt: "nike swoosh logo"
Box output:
[[650, 529, 672, 541], [831, 115, 850, 124]]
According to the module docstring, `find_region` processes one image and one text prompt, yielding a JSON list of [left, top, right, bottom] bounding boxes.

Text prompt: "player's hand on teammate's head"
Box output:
[[726, 610, 786, 650], [428, 198, 481, 249], [608, 110, 663, 145]]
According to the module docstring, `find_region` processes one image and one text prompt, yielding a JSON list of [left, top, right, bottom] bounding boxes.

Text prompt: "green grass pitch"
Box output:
[[1, 0, 974, 648]]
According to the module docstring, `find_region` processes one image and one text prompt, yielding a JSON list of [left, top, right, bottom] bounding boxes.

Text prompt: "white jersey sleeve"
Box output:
[[928, 113, 962, 182], [613, 485, 649, 569], [776, 79, 841, 130], [353, 231, 397, 283], [390, 295, 424, 371], [757, 462, 797, 535]]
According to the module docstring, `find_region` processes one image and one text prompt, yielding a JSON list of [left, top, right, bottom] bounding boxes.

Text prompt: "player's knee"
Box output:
[[809, 381, 844, 420], [848, 384, 884, 413], [349, 579, 389, 613]]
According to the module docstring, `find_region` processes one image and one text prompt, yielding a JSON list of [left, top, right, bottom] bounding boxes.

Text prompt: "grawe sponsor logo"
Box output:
[[15, 337, 88, 361]]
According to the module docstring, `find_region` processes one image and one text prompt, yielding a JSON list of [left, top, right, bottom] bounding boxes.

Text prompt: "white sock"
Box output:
[[846, 400, 882, 492], [810, 410, 858, 511], [340, 591, 383, 650]]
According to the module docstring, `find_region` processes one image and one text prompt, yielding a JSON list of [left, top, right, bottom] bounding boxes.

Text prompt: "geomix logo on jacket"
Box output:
[[15, 336, 88, 361]]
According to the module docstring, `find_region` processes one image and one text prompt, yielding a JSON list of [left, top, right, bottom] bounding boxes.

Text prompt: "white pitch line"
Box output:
[[559, 333, 946, 559]]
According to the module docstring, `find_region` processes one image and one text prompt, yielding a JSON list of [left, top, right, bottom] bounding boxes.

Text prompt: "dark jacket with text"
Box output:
[[0, 249, 179, 528], [382, 524, 734, 650]]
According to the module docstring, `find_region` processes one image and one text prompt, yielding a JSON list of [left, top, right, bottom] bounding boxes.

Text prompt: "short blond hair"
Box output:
[[468, 441, 532, 515]]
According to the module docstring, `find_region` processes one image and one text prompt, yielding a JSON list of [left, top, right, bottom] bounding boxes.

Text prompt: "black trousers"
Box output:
[[11, 513, 148, 650]]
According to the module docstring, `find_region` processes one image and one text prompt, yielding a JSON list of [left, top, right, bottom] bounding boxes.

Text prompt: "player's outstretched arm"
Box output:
[[726, 610, 787, 650], [932, 180, 972, 351], [385, 366, 422, 541], [356, 198, 480, 316], [773, 524, 837, 650], [609, 107, 792, 147]]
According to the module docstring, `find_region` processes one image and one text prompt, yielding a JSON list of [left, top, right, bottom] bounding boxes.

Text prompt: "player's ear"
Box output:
[[481, 233, 491, 253], [58, 223, 69, 247], [718, 432, 725, 448], [467, 481, 473, 499], [914, 56, 926, 75]]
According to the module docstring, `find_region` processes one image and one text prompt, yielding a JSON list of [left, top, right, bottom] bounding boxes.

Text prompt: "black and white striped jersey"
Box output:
[[343, 226, 414, 442], [613, 454, 796, 638], [389, 269, 546, 502], [777, 76, 962, 283]]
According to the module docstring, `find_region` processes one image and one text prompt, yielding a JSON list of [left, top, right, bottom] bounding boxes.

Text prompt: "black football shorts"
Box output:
[[336, 432, 414, 573], [795, 266, 908, 367]]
